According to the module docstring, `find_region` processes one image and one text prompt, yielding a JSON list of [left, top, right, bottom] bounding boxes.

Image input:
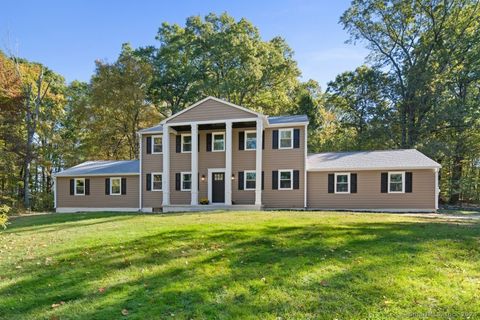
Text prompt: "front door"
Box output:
[[212, 172, 225, 203]]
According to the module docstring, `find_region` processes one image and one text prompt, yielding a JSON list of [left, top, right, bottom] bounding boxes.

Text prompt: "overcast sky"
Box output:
[[1, 0, 369, 89]]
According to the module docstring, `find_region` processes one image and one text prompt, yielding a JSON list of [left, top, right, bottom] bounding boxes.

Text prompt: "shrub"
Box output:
[[0, 204, 10, 229], [200, 198, 209, 205]]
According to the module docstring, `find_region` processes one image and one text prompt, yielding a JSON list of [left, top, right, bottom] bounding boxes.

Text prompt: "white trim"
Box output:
[[74, 178, 85, 196], [181, 133, 192, 153], [212, 132, 225, 152], [151, 172, 163, 191], [162, 96, 262, 124], [151, 135, 163, 154], [334, 172, 351, 194], [305, 208, 437, 213], [181, 171, 192, 191], [255, 118, 263, 205], [53, 176, 57, 208], [435, 168, 439, 210], [207, 168, 226, 204], [138, 132, 142, 210], [56, 207, 139, 213], [244, 130, 257, 150], [164, 117, 261, 127], [109, 177, 122, 195], [138, 130, 163, 135], [225, 121, 233, 205], [307, 166, 441, 172], [278, 169, 293, 190], [267, 121, 309, 128], [278, 128, 294, 149], [55, 173, 138, 177], [191, 124, 199, 205], [244, 170, 257, 190], [304, 123, 308, 208], [388, 171, 405, 193], [162, 124, 170, 205]]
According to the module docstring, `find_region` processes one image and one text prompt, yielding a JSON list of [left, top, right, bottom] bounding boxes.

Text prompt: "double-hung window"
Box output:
[[335, 173, 350, 194], [245, 131, 257, 150], [110, 177, 121, 195], [152, 173, 162, 191], [388, 172, 405, 193], [152, 135, 162, 154], [181, 172, 192, 191], [279, 170, 293, 190], [74, 178, 85, 196], [181, 134, 192, 153], [279, 129, 293, 149], [212, 133, 225, 152], [244, 171, 256, 190]]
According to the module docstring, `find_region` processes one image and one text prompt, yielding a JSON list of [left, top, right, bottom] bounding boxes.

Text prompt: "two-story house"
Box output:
[[54, 97, 441, 213]]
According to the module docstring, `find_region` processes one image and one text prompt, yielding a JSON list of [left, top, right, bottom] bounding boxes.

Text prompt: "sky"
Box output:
[[0, 0, 369, 89]]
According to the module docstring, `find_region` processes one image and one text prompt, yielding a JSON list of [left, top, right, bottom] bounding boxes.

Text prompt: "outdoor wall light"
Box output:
[[201, 175, 206, 181], [231, 174, 235, 180]]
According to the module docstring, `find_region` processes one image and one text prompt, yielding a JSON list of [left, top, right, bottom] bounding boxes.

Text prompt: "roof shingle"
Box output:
[[55, 160, 139, 177]]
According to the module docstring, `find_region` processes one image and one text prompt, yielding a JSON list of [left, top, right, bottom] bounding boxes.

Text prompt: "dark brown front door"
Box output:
[[212, 172, 225, 203]]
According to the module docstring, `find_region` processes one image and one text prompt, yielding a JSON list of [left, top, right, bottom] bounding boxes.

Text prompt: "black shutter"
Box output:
[[105, 178, 110, 195], [146, 136, 152, 154], [351, 173, 357, 193], [328, 174, 334, 193], [121, 178, 127, 195], [176, 135, 181, 153], [293, 170, 300, 189], [70, 179, 74, 195], [262, 171, 264, 190], [206, 133, 212, 152], [272, 130, 279, 149], [272, 171, 278, 190], [146, 174, 151, 191], [239, 131, 245, 150], [238, 171, 244, 190], [175, 173, 181, 190], [381, 173, 388, 193], [293, 129, 300, 148], [262, 131, 265, 150], [85, 179, 90, 195], [406, 172, 413, 193]]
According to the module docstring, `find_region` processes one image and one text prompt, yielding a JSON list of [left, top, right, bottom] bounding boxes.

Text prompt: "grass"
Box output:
[[1, 211, 479, 319]]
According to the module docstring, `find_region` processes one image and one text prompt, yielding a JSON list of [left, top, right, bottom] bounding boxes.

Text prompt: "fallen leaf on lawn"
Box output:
[[98, 287, 106, 293], [121, 309, 129, 316], [320, 280, 329, 287], [51, 301, 65, 309], [261, 277, 266, 282]]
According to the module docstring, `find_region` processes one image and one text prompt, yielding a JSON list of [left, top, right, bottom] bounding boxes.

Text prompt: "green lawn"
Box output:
[[1, 211, 479, 319]]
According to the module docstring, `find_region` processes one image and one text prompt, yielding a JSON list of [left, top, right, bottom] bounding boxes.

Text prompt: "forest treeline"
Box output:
[[1, 0, 480, 213]]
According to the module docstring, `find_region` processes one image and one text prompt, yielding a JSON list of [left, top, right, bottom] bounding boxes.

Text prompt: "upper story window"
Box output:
[[244, 171, 256, 190], [152, 173, 162, 191], [152, 135, 162, 154], [279, 128, 293, 149], [110, 177, 121, 195], [181, 172, 192, 191], [335, 173, 350, 194], [181, 134, 192, 153], [388, 172, 405, 193], [245, 131, 256, 150], [212, 132, 225, 152], [279, 170, 293, 190], [75, 178, 85, 196]]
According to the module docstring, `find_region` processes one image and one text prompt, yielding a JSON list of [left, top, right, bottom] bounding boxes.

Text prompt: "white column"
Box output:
[[255, 118, 263, 205], [225, 121, 233, 205], [162, 124, 170, 206], [191, 124, 199, 205], [435, 168, 439, 210]]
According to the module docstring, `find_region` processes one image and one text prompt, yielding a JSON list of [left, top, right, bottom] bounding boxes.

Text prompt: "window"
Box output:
[[152, 173, 162, 191], [335, 173, 350, 194], [279, 170, 293, 190], [110, 177, 121, 195], [244, 171, 256, 190], [212, 132, 225, 152], [74, 178, 85, 195], [181, 134, 192, 153], [388, 172, 405, 193], [152, 135, 162, 154], [279, 129, 293, 149], [245, 131, 257, 150], [181, 172, 192, 191]]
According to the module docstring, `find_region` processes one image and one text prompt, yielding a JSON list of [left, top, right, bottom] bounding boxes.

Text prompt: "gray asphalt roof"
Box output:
[[307, 149, 441, 171], [268, 115, 309, 125], [138, 124, 163, 134], [55, 160, 139, 177]]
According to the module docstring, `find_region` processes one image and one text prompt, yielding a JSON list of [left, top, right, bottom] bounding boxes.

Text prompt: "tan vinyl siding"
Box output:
[[169, 132, 191, 204], [262, 126, 306, 208], [307, 169, 436, 210], [142, 134, 163, 208], [232, 128, 256, 204], [57, 176, 139, 208], [167, 99, 256, 124]]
